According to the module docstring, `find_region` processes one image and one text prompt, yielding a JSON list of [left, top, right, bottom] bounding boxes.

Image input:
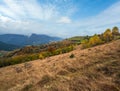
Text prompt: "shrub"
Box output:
[[22, 84, 33, 91], [53, 49, 62, 55], [39, 45, 74, 60], [57, 70, 69, 75], [38, 75, 53, 87], [15, 67, 23, 73], [61, 45, 74, 53], [69, 54, 75, 58], [66, 67, 77, 73], [39, 53, 45, 59], [0, 54, 39, 68], [24, 63, 32, 69]]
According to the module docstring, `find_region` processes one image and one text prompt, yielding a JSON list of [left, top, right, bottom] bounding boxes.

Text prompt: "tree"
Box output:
[[88, 34, 103, 46], [81, 35, 103, 48], [103, 29, 113, 42], [112, 26, 119, 36], [81, 39, 89, 48], [47, 46, 55, 53]]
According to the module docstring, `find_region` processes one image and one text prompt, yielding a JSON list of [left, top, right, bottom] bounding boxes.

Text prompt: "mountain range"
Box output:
[[0, 34, 62, 51], [0, 41, 20, 51]]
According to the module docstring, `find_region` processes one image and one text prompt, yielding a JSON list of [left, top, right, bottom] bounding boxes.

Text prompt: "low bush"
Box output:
[[38, 75, 53, 87], [15, 67, 23, 73], [57, 70, 69, 75], [22, 84, 33, 91], [39, 45, 74, 59], [0, 54, 39, 67], [69, 54, 75, 58]]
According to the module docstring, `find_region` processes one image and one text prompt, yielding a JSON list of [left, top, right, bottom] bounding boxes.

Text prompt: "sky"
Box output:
[[0, 0, 120, 38]]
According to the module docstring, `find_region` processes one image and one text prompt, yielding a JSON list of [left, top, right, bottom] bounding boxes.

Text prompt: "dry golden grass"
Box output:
[[0, 40, 120, 91]]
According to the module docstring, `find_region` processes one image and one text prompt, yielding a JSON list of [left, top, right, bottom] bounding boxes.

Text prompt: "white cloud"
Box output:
[[57, 16, 71, 24], [0, 0, 120, 38], [0, 0, 59, 20], [0, 15, 13, 22]]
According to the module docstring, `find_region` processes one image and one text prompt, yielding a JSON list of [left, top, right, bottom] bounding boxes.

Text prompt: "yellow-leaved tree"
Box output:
[[103, 29, 113, 42], [88, 34, 103, 46], [81, 39, 89, 48], [81, 35, 103, 48], [112, 26, 119, 36]]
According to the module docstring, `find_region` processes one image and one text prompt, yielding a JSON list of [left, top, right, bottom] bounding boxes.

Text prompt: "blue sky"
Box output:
[[0, 0, 120, 38]]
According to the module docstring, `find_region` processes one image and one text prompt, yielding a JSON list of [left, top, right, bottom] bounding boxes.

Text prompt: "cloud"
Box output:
[[0, 0, 120, 38], [57, 16, 71, 24], [0, 0, 59, 20], [0, 15, 13, 22], [0, 0, 75, 37]]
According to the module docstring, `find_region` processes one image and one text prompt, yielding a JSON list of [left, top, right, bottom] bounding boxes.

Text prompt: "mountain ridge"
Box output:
[[0, 34, 62, 49], [0, 41, 20, 51]]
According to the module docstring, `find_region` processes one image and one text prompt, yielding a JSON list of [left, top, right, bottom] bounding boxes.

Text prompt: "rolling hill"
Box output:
[[0, 39, 119, 91]]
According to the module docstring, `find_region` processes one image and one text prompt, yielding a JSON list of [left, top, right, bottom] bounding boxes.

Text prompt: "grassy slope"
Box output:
[[0, 39, 120, 91], [68, 36, 85, 40]]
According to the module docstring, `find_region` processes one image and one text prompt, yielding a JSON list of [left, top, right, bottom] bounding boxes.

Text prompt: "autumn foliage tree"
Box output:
[[81, 35, 103, 48], [88, 34, 103, 46], [103, 29, 113, 42], [112, 26, 119, 36], [82, 26, 120, 49], [81, 39, 89, 48], [112, 26, 120, 39]]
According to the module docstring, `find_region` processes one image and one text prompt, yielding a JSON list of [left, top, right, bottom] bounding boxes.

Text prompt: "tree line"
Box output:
[[82, 26, 120, 48]]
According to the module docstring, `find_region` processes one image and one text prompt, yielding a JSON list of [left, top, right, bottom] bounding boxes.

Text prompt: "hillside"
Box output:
[[0, 51, 7, 57], [0, 39, 120, 91], [0, 41, 20, 51], [4, 40, 73, 57], [68, 36, 90, 44]]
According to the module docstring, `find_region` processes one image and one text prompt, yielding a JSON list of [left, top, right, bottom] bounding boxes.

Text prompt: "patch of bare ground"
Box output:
[[0, 40, 120, 91]]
